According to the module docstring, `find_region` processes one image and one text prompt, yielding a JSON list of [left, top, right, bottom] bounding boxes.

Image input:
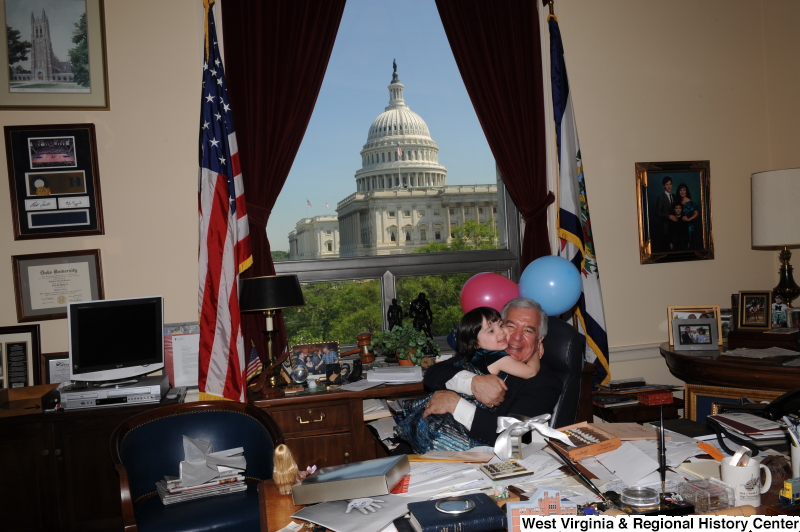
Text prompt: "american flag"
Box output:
[[245, 341, 263, 382], [396, 142, 403, 158], [306, 198, 312, 207], [198, 3, 252, 402]]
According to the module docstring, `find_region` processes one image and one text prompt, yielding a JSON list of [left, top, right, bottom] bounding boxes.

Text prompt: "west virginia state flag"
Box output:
[[549, 15, 610, 386]]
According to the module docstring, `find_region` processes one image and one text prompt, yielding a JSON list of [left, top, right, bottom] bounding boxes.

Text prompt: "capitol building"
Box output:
[[288, 64, 498, 259]]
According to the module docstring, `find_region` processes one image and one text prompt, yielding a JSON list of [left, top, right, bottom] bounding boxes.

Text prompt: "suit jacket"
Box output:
[[423, 357, 561, 445], [656, 192, 675, 235]]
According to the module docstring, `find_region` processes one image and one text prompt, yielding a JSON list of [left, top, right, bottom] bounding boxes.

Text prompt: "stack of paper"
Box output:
[[707, 413, 784, 440], [366, 366, 423, 383], [363, 398, 391, 421]]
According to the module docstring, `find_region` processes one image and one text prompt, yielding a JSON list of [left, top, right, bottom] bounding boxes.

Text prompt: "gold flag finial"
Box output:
[[203, 0, 215, 58]]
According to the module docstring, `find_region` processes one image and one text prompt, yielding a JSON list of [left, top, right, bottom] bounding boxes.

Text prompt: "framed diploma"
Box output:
[[0, 324, 40, 388], [39, 352, 70, 385], [11, 249, 105, 322], [4, 123, 104, 240]]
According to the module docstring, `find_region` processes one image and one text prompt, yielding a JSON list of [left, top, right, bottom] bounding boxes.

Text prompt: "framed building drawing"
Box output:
[[0, 0, 109, 110], [685, 384, 782, 423]]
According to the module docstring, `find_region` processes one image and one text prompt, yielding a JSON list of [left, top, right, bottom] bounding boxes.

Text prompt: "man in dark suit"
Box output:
[[655, 175, 677, 252], [681, 326, 694, 345], [420, 298, 561, 445]]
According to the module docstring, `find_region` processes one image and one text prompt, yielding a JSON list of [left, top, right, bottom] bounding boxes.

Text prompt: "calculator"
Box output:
[[479, 460, 533, 480]]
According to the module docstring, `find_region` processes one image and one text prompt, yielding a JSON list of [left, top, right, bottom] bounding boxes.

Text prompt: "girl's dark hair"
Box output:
[[677, 183, 692, 199], [457, 306, 502, 360]]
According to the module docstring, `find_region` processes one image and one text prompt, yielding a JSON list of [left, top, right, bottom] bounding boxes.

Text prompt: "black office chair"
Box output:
[[110, 401, 283, 532], [541, 316, 586, 429]]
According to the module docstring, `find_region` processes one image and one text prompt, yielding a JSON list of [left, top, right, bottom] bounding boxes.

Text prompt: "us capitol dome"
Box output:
[[289, 62, 498, 259]]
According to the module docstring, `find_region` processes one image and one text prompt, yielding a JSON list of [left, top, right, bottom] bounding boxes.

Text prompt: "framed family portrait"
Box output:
[[0, 324, 40, 389], [0, 0, 109, 110], [667, 305, 721, 346], [671, 319, 719, 351], [291, 341, 339, 378], [635, 160, 714, 264], [4, 123, 104, 240], [738, 290, 772, 330], [12, 249, 104, 322]]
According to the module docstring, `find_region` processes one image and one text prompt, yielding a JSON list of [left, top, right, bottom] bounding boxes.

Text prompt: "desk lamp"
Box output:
[[239, 274, 305, 399], [752, 168, 800, 306]]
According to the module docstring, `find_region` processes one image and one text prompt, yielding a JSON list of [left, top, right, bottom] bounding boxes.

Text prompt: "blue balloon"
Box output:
[[518, 256, 582, 316]]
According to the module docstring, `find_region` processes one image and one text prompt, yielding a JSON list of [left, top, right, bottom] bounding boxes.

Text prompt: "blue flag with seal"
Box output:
[[549, 15, 610, 386]]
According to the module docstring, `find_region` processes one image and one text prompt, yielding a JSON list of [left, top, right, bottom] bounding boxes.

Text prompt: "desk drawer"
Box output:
[[270, 404, 350, 435]]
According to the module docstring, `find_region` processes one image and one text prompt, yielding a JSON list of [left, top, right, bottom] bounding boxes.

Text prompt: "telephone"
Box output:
[[705, 388, 800, 456]]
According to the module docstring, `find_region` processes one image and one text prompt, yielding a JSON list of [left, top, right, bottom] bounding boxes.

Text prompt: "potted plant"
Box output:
[[374, 325, 440, 366]]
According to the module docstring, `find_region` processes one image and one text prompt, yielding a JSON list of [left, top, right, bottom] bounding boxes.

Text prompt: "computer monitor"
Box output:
[[68, 296, 164, 382]]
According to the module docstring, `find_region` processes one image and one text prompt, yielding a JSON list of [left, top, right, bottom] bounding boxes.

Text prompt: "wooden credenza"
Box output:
[[0, 400, 176, 532], [250, 382, 425, 468]]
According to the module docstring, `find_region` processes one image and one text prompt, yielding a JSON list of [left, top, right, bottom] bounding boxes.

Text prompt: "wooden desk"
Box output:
[[659, 342, 800, 390], [250, 382, 426, 469]]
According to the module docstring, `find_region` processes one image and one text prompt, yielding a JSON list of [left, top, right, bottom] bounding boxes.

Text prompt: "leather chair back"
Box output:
[[111, 401, 283, 506], [541, 316, 586, 428]]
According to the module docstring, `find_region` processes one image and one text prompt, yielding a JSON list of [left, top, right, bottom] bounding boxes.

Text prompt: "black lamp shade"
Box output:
[[239, 275, 305, 312]]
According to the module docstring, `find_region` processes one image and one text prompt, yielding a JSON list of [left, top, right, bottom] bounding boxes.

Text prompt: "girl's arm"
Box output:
[[487, 356, 539, 379]]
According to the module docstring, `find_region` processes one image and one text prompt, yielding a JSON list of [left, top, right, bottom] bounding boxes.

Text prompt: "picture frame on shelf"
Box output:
[[11, 249, 104, 322], [4, 123, 104, 240], [0, 324, 40, 388], [0, 0, 109, 110], [291, 341, 339, 379], [771, 293, 789, 329], [671, 319, 719, 351], [787, 308, 800, 329], [667, 305, 721, 346], [737, 291, 772, 330], [685, 383, 783, 422], [39, 351, 69, 385], [635, 160, 714, 264]]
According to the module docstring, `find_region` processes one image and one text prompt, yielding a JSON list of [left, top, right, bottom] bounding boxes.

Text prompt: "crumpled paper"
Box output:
[[493, 413, 575, 461], [177, 435, 246, 487]]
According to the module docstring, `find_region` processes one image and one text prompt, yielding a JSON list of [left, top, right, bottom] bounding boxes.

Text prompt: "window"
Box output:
[[388, 211, 396, 218], [478, 207, 483, 214], [434, 209, 439, 215], [449, 208, 455, 215], [390, 231, 396, 241], [326, 230, 332, 235], [403, 210, 411, 217], [464, 208, 470, 215], [420, 228, 427, 241], [434, 230, 441, 240], [405, 231, 411, 241], [326, 242, 333, 252], [419, 210, 425, 216]]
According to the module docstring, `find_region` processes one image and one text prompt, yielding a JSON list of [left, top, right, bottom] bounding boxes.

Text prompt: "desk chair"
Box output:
[[541, 316, 587, 428], [110, 401, 283, 532]]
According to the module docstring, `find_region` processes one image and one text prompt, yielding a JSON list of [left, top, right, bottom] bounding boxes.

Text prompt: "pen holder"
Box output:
[[792, 444, 800, 479]]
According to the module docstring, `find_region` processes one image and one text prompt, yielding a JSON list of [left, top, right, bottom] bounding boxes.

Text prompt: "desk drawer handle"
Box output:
[[296, 413, 326, 424]]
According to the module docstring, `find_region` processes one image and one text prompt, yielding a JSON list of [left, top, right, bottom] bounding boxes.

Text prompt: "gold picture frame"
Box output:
[[684, 383, 783, 422], [667, 305, 722, 346], [738, 290, 772, 331], [635, 160, 714, 264]]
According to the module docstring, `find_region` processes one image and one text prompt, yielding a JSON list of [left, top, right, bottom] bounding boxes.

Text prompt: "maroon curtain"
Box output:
[[221, 0, 346, 358], [435, 0, 553, 270]]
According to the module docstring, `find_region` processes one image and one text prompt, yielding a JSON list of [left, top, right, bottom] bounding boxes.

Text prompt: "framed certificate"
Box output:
[[0, 324, 40, 388], [11, 249, 104, 322], [39, 352, 69, 385], [4, 123, 104, 240]]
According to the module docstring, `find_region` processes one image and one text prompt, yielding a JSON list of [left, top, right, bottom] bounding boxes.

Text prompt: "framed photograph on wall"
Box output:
[[685, 383, 783, 422], [11, 249, 104, 322], [635, 160, 714, 264], [4, 123, 104, 240], [667, 305, 721, 346], [39, 351, 69, 385], [0, 324, 40, 388], [738, 291, 772, 330], [0, 0, 109, 110], [671, 319, 719, 351], [291, 341, 339, 378]]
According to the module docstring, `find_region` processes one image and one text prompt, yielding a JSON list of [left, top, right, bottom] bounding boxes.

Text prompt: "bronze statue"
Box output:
[[409, 293, 433, 338], [387, 298, 404, 330]]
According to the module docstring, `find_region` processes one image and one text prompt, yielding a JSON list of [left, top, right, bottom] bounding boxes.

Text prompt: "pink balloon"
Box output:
[[460, 273, 520, 313]]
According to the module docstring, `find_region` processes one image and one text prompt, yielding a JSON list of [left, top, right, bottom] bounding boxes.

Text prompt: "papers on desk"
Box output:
[[292, 494, 429, 532], [366, 366, 423, 384], [364, 399, 392, 420], [339, 380, 383, 392], [722, 346, 799, 359]]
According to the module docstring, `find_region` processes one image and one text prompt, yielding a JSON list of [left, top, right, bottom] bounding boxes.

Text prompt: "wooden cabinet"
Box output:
[[251, 383, 426, 468], [0, 401, 174, 532]]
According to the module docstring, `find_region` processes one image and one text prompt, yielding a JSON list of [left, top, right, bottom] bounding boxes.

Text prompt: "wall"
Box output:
[[554, 0, 800, 385], [0, 0, 201, 353], [1, 1, 797, 380]]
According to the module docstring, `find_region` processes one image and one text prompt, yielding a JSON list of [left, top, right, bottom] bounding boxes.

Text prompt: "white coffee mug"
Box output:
[[792, 444, 800, 479], [720, 456, 772, 507]]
